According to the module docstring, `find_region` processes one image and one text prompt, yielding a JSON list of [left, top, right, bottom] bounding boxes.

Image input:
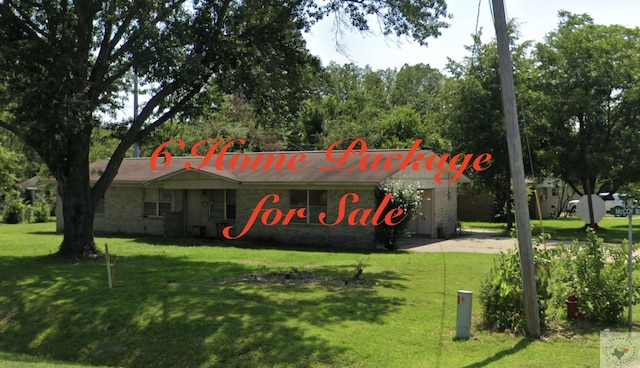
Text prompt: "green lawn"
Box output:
[[462, 216, 640, 243], [0, 222, 631, 367]]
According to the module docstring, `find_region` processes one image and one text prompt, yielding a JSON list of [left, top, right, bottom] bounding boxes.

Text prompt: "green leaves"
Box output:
[[550, 229, 640, 323], [375, 179, 422, 250], [0, 145, 20, 196], [532, 12, 640, 195], [0, 1, 450, 256], [316, 0, 450, 45], [294, 62, 448, 151], [479, 240, 557, 334]]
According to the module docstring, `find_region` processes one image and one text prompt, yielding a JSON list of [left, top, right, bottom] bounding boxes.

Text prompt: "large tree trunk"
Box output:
[[56, 147, 99, 258], [582, 175, 599, 230]]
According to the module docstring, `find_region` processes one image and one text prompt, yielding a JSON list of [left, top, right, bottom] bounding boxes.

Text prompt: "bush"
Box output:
[[32, 198, 51, 223], [551, 229, 640, 323], [3, 192, 29, 224], [480, 229, 640, 333], [479, 245, 552, 334], [375, 179, 422, 250]]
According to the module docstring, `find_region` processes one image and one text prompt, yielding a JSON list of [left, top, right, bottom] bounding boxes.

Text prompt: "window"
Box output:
[[210, 189, 236, 220], [539, 188, 547, 201], [95, 192, 105, 215], [143, 188, 173, 217], [289, 190, 327, 224], [551, 187, 559, 197]]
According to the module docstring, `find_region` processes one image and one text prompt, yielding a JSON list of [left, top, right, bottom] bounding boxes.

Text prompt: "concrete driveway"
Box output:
[[399, 230, 560, 253]]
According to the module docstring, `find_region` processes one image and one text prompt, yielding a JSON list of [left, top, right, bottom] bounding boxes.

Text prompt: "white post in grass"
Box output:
[[456, 290, 473, 339], [105, 244, 113, 289]]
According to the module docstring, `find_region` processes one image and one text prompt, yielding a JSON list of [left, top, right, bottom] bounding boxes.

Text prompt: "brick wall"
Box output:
[[433, 186, 458, 237], [57, 186, 185, 236], [56, 182, 460, 248], [230, 187, 377, 249], [56, 185, 378, 248]]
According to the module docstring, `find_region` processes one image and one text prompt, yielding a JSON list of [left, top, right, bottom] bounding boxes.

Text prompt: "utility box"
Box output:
[[456, 290, 473, 339]]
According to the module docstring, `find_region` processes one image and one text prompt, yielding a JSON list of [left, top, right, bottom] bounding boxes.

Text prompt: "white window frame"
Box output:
[[289, 189, 327, 224], [143, 188, 173, 217]]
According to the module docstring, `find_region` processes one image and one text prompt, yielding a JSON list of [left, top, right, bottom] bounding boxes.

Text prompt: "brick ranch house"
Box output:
[[55, 150, 469, 249]]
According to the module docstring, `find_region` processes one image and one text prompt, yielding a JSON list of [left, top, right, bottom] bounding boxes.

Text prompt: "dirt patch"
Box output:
[[219, 267, 375, 289]]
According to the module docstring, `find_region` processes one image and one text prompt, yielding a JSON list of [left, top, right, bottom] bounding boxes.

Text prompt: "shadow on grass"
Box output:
[[0, 254, 404, 367], [25, 231, 59, 235], [26, 230, 414, 255], [461, 338, 533, 368], [0, 351, 109, 367], [532, 222, 639, 244]]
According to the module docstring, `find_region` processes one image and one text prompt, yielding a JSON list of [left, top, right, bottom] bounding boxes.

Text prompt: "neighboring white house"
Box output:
[[528, 177, 578, 219], [56, 149, 469, 249]]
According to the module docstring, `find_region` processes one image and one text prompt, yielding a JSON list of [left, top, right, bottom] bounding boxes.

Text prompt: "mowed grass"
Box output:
[[463, 216, 640, 243], [0, 222, 622, 367]]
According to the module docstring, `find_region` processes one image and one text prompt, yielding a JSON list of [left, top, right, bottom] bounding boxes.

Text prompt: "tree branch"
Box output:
[[137, 88, 202, 141], [88, 1, 116, 88], [93, 84, 202, 196], [0, 118, 23, 137], [102, 60, 135, 87], [568, 181, 583, 196], [89, 3, 138, 100], [2, 0, 48, 43]]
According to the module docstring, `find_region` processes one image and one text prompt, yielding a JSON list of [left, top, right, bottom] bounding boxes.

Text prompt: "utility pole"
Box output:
[[491, 0, 541, 338]]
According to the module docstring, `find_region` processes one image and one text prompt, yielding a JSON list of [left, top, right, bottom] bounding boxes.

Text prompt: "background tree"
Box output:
[[443, 28, 536, 229], [318, 63, 391, 146], [0, 143, 20, 197], [532, 12, 640, 227], [385, 63, 449, 151], [299, 62, 448, 151], [0, 0, 450, 257]]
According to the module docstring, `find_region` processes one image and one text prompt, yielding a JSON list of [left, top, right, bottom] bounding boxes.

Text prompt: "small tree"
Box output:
[[3, 190, 29, 224], [32, 198, 51, 223], [375, 179, 422, 250], [478, 246, 552, 333], [551, 229, 640, 323]]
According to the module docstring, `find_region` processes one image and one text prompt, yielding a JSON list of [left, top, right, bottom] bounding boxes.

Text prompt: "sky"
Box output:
[[303, 0, 640, 72]]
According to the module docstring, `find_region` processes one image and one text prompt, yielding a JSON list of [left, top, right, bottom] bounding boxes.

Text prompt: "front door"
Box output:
[[186, 189, 210, 236], [415, 189, 434, 236]]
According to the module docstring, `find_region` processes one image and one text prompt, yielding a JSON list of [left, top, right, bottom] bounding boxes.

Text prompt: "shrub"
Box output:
[[480, 229, 640, 333], [3, 192, 29, 224], [375, 179, 422, 250], [32, 198, 51, 223], [551, 229, 640, 323], [479, 245, 552, 334]]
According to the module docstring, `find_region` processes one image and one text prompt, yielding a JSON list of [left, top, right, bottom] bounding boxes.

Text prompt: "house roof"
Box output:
[[20, 176, 41, 190], [89, 149, 471, 185]]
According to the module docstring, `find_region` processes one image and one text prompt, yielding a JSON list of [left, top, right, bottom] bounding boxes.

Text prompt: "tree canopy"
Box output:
[[0, 0, 450, 257], [442, 27, 536, 229], [531, 12, 640, 224]]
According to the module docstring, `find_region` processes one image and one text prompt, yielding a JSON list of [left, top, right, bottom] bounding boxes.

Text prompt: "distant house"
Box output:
[[528, 177, 577, 219], [20, 176, 56, 206], [56, 150, 469, 248], [457, 177, 578, 222]]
